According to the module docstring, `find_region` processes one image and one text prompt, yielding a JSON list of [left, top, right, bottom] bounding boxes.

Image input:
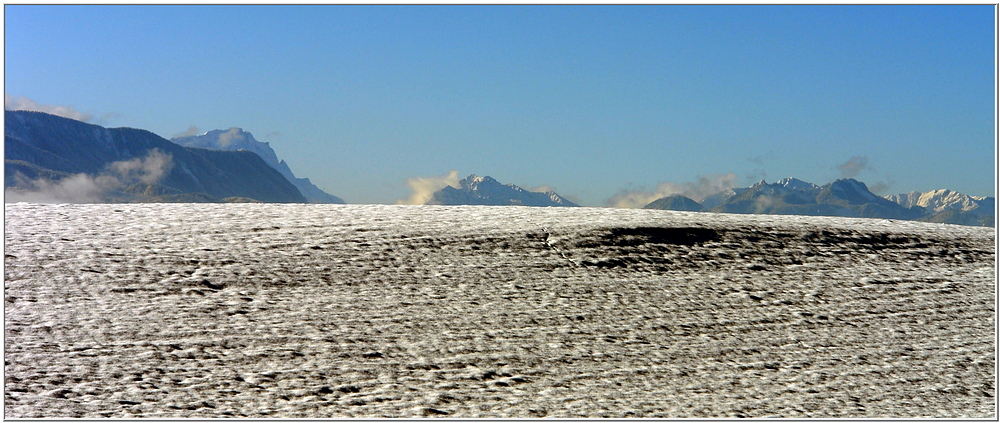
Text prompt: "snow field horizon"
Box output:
[[4, 203, 995, 417]]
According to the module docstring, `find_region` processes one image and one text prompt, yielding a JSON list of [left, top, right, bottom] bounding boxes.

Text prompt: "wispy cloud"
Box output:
[[108, 149, 174, 185], [397, 170, 460, 205], [744, 150, 776, 182], [867, 175, 897, 195], [217, 128, 247, 148], [5, 173, 119, 203], [172, 126, 202, 139], [524, 184, 555, 193], [836, 156, 873, 179], [605, 173, 739, 208], [4, 94, 93, 122], [5, 149, 174, 203]]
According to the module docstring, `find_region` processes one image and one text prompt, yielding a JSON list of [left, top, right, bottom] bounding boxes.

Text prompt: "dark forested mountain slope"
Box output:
[[171, 128, 344, 204], [5, 110, 306, 203]]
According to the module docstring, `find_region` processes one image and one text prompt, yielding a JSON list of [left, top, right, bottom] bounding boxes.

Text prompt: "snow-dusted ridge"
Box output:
[[885, 189, 994, 215], [171, 128, 344, 204], [426, 174, 578, 207], [4, 203, 995, 418]]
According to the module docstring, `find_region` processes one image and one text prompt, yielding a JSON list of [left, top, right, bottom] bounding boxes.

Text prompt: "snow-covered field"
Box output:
[[4, 203, 996, 418]]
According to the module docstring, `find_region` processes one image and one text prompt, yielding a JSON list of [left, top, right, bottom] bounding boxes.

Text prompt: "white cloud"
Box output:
[[5, 173, 118, 204], [397, 170, 461, 205], [4, 94, 93, 122], [172, 126, 202, 139], [5, 150, 174, 204], [217, 128, 247, 148], [108, 149, 174, 185], [605, 173, 739, 208]]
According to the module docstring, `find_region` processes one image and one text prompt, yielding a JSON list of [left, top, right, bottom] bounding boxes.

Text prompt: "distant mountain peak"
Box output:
[[644, 194, 703, 212], [776, 177, 819, 191], [827, 178, 880, 204], [884, 187, 994, 216], [171, 129, 344, 204], [427, 174, 577, 207], [460, 174, 501, 190]]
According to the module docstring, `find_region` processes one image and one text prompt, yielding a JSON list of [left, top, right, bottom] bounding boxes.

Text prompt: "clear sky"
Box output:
[[4, 5, 996, 205]]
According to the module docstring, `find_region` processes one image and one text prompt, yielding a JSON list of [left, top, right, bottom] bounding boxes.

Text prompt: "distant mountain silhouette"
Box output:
[[171, 128, 344, 204], [643, 194, 703, 212], [426, 174, 578, 207], [5, 110, 306, 203], [644, 177, 993, 227]]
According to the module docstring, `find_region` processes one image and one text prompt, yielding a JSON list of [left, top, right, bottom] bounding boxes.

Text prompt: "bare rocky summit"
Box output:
[[4, 204, 995, 418]]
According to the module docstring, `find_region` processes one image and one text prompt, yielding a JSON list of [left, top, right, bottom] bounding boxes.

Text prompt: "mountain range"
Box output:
[[171, 128, 343, 204], [4, 110, 993, 226], [5, 110, 306, 203], [425, 174, 579, 207], [643, 177, 994, 227]]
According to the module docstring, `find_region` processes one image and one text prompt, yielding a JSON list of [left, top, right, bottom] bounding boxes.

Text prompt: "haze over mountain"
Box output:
[[644, 177, 994, 227], [425, 174, 579, 207], [171, 128, 344, 204], [4, 110, 306, 203]]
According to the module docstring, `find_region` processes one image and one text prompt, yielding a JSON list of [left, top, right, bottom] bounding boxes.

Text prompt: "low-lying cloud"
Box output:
[[397, 170, 461, 205], [5, 149, 174, 204], [4, 94, 93, 122], [605, 173, 740, 209], [109, 149, 174, 185], [5, 173, 120, 203]]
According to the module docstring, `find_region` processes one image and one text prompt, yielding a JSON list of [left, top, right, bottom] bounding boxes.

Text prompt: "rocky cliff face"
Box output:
[[171, 128, 344, 204]]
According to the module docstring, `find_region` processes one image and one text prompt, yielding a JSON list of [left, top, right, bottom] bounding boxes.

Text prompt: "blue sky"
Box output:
[[5, 5, 995, 205]]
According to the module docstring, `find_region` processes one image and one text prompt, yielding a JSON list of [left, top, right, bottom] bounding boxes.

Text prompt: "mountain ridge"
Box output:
[[5, 110, 306, 203], [171, 128, 344, 204], [645, 177, 993, 227], [426, 174, 579, 207]]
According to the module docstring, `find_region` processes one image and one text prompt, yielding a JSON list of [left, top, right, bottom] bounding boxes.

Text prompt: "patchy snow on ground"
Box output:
[[4, 203, 996, 418]]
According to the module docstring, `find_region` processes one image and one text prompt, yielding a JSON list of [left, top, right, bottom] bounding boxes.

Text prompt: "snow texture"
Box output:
[[4, 203, 996, 418]]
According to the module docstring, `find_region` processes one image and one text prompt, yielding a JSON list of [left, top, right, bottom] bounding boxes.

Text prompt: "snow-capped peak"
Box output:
[[883, 191, 922, 209], [916, 189, 987, 213], [776, 177, 819, 191], [460, 174, 500, 190], [430, 174, 578, 207]]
